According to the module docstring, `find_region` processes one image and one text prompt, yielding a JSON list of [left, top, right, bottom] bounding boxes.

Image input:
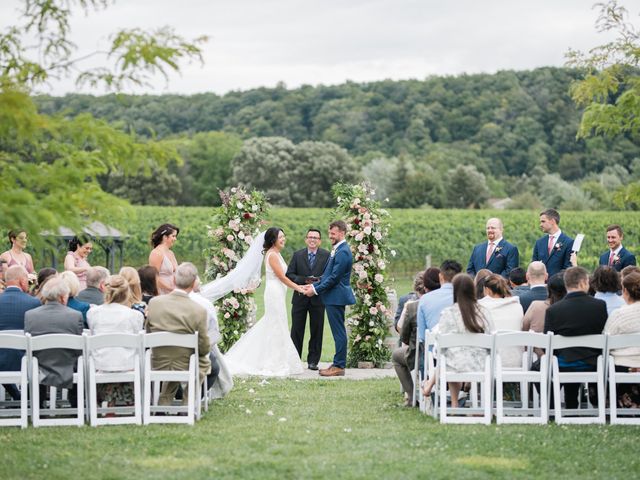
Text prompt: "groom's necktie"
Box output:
[[308, 252, 316, 269]]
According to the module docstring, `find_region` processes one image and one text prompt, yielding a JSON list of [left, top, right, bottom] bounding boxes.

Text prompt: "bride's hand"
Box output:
[[296, 285, 306, 294]]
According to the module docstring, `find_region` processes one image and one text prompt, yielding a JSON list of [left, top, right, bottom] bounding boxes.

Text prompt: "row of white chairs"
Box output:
[[0, 330, 207, 428], [414, 331, 640, 425]]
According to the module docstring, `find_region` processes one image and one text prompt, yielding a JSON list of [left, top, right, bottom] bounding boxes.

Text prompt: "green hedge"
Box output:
[[86, 206, 640, 275]]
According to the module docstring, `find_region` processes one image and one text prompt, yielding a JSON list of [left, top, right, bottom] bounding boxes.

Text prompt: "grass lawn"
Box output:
[[251, 275, 414, 363], [1, 377, 637, 479]]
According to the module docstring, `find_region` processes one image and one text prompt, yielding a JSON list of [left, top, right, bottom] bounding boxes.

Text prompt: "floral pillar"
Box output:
[[205, 187, 268, 352], [333, 183, 393, 367]]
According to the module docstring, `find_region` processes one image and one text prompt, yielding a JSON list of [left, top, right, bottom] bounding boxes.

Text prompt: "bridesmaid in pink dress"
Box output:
[[148, 224, 179, 295], [64, 236, 93, 291], [0, 229, 36, 280]]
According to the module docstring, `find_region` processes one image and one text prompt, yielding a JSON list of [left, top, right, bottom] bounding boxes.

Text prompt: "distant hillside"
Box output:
[[35, 67, 639, 179]]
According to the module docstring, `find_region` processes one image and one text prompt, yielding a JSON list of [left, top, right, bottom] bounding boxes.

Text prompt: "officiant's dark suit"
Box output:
[[286, 230, 330, 369]]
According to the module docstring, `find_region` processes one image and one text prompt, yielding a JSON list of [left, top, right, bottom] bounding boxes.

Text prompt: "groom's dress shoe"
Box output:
[[308, 363, 319, 371], [319, 366, 345, 377]]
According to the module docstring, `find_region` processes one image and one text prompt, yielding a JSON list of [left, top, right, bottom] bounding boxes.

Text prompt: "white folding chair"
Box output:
[[495, 331, 552, 424], [550, 334, 606, 424], [142, 332, 200, 425], [0, 333, 29, 428], [437, 333, 494, 424], [607, 333, 640, 425], [28, 333, 85, 427], [86, 333, 143, 426], [419, 331, 438, 417]]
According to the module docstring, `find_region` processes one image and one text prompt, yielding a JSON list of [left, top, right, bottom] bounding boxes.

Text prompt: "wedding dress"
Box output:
[[223, 252, 304, 376], [200, 234, 303, 377]]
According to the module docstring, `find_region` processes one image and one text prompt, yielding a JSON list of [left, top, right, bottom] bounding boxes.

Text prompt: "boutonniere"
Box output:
[[613, 254, 621, 264], [494, 246, 503, 254], [330, 249, 336, 258], [554, 242, 563, 251]]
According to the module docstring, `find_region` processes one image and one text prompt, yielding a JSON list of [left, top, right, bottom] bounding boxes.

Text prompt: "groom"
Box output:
[[304, 220, 355, 377]]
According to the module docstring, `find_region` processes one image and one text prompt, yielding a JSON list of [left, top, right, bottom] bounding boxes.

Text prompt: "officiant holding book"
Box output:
[[286, 229, 330, 370]]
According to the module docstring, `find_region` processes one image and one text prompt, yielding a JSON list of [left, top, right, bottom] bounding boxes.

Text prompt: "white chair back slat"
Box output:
[[143, 332, 198, 349], [551, 334, 606, 350], [0, 333, 29, 350], [30, 334, 85, 351], [606, 333, 640, 350], [436, 333, 493, 350]]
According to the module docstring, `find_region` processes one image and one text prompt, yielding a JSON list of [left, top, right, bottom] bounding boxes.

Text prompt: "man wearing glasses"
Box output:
[[285, 229, 330, 370]]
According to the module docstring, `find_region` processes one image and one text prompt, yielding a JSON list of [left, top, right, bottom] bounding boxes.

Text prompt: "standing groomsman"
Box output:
[[532, 208, 574, 277], [466, 217, 519, 278], [286, 229, 330, 370], [599, 225, 636, 272]]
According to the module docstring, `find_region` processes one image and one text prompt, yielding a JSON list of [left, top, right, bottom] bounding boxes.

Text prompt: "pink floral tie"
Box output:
[[486, 242, 495, 264]]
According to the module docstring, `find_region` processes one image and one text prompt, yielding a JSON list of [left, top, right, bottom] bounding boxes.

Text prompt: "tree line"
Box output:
[[35, 67, 640, 209]]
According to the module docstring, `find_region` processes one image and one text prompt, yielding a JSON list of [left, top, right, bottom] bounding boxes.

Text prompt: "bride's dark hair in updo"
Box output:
[[263, 227, 283, 253]]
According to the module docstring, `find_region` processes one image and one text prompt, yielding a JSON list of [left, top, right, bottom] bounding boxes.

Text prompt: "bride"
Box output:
[[201, 227, 305, 376]]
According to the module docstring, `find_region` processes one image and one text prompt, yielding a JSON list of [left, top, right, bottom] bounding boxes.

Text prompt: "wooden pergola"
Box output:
[[41, 221, 127, 273]]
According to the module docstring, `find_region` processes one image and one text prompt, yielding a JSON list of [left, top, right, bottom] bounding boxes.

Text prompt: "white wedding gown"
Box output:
[[224, 252, 304, 376]]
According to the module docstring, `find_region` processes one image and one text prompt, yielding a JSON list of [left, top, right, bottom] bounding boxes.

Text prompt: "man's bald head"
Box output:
[[526, 261, 547, 284], [4, 265, 29, 292]]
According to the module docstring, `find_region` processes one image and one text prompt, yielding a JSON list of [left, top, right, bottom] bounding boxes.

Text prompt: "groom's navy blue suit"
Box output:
[[466, 239, 519, 278], [313, 241, 355, 369], [599, 247, 636, 272], [532, 232, 574, 277]]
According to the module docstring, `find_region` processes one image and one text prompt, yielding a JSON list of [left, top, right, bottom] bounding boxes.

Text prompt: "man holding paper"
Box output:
[[532, 208, 574, 277]]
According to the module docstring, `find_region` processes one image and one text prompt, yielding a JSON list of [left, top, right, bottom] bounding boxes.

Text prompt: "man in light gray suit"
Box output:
[[24, 276, 84, 407], [76, 266, 109, 305]]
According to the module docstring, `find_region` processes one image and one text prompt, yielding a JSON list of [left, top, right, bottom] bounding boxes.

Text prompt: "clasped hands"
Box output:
[[297, 284, 316, 297]]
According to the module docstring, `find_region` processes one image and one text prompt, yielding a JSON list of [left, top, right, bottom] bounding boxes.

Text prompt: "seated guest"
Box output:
[[542, 266, 608, 409], [87, 275, 144, 407], [417, 260, 461, 342], [24, 277, 84, 407], [0, 266, 41, 400], [422, 274, 494, 406], [138, 265, 159, 305], [33, 267, 57, 301], [509, 268, 529, 296], [119, 266, 147, 318], [60, 271, 90, 327], [146, 262, 211, 406], [76, 266, 109, 305], [518, 262, 548, 314], [523, 273, 566, 334], [392, 269, 432, 405], [474, 269, 491, 300], [599, 225, 636, 272], [393, 276, 421, 334], [591, 266, 624, 316], [479, 274, 524, 367], [603, 272, 640, 409], [622, 265, 640, 280], [189, 277, 226, 398]]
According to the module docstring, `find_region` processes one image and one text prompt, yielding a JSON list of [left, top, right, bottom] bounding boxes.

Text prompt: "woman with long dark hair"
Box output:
[[422, 273, 494, 407], [0, 229, 35, 277], [221, 227, 306, 376], [148, 224, 179, 294], [64, 235, 93, 291]]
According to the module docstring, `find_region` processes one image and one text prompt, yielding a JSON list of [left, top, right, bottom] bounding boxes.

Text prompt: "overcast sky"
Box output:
[[0, 0, 632, 96]]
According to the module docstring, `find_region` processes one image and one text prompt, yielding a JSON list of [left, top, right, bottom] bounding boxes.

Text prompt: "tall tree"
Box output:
[[0, 0, 206, 241]]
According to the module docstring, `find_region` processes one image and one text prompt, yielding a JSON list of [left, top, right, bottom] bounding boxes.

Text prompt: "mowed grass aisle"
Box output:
[[1, 378, 638, 479]]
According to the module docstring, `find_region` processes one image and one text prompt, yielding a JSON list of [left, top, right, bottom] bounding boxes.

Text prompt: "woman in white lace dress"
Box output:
[[422, 273, 494, 407], [223, 227, 306, 376]]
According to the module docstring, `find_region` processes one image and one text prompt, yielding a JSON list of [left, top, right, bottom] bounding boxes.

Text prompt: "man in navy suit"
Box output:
[[532, 208, 574, 277], [599, 224, 636, 272], [305, 220, 356, 377], [517, 261, 548, 314], [467, 217, 519, 278], [0, 266, 41, 399]]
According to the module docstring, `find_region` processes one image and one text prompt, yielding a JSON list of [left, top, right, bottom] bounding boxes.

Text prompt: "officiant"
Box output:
[[286, 229, 330, 370]]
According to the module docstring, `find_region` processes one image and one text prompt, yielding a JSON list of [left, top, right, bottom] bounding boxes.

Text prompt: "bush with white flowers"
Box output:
[[333, 183, 393, 367], [205, 187, 268, 352]]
